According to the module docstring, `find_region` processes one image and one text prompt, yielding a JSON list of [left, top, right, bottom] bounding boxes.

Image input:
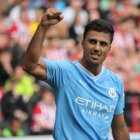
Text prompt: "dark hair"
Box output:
[[8, 116, 21, 123], [39, 86, 54, 98], [83, 19, 114, 44]]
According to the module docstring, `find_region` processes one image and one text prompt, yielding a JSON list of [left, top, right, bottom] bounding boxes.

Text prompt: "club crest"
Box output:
[[109, 88, 116, 98]]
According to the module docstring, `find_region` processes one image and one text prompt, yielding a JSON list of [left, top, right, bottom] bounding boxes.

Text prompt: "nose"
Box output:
[[94, 42, 100, 52]]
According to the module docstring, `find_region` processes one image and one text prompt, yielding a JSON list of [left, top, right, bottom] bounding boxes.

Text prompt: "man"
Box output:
[[1, 117, 25, 137], [30, 86, 56, 135], [22, 8, 130, 140]]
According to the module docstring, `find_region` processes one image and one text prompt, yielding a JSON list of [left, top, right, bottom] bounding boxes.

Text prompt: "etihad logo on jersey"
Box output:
[[108, 88, 116, 98], [75, 97, 115, 113]]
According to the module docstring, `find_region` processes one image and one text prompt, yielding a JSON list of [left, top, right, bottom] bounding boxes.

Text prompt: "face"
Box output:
[[10, 120, 21, 134], [42, 91, 54, 106], [82, 31, 111, 67]]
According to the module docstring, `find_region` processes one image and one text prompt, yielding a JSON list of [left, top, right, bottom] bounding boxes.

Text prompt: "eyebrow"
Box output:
[[100, 41, 108, 45], [87, 38, 108, 44]]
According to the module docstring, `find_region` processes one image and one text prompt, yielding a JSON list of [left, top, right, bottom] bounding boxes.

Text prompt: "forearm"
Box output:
[[22, 24, 49, 71], [112, 125, 130, 140], [22, 8, 63, 78]]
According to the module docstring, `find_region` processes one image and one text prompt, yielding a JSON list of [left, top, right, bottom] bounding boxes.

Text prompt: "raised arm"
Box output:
[[111, 114, 130, 140], [22, 8, 63, 80]]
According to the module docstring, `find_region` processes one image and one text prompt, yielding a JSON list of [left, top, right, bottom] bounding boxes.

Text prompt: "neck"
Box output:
[[79, 59, 102, 76]]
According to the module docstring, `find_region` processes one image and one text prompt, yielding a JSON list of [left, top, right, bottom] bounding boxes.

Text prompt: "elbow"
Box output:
[[22, 65, 29, 73], [22, 64, 29, 73], [22, 60, 32, 73], [22, 60, 37, 76]]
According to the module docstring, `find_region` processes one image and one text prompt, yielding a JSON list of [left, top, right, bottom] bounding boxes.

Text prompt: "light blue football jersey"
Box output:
[[44, 60, 125, 140]]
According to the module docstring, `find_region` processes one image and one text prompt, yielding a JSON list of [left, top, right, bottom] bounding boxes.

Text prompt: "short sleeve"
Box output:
[[43, 59, 68, 89], [114, 77, 125, 115]]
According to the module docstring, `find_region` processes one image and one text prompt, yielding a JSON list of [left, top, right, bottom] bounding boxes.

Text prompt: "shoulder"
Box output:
[[104, 67, 123, 85], [104, 68, 124, 98], [2, 128, 12, 137], [2, 91, 11, 99], [43, 59, 76, 70], [33, 102, 42, 114]]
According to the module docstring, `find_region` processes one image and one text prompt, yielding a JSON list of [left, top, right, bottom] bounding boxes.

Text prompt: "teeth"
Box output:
[[91, 53, 99, 56]]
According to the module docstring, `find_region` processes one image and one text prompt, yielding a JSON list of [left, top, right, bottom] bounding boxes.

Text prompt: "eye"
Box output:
[[88, 39, 97, 44], [100, 41, 108, 47]]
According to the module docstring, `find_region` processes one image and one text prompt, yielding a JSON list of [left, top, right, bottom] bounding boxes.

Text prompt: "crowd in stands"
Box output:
[[0, 0, 140, 137]]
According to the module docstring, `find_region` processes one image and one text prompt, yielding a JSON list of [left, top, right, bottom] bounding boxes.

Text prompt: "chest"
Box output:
[[62, 72, 120, 116]]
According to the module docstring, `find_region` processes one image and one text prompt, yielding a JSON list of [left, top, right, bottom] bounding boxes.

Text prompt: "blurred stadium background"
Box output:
[[0, 0, 140, 139]]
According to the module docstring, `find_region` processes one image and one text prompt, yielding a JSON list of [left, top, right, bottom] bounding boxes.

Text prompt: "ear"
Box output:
[[81, 40, 84, 49], [109, 45, 111, 51]]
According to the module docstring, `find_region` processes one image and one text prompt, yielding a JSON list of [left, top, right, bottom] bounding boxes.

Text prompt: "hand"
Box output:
[[40, 7, 64, 27], [14, 110, 28, 122]]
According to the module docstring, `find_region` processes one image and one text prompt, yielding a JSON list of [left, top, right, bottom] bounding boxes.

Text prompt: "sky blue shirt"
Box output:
[[44, 60, 125, 140]]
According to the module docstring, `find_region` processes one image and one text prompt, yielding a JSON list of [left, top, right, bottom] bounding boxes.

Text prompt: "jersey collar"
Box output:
[[76, 61, 104, 81]]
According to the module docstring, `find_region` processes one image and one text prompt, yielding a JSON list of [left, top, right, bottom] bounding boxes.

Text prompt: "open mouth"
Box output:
[[90, 53, 100, 60]]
